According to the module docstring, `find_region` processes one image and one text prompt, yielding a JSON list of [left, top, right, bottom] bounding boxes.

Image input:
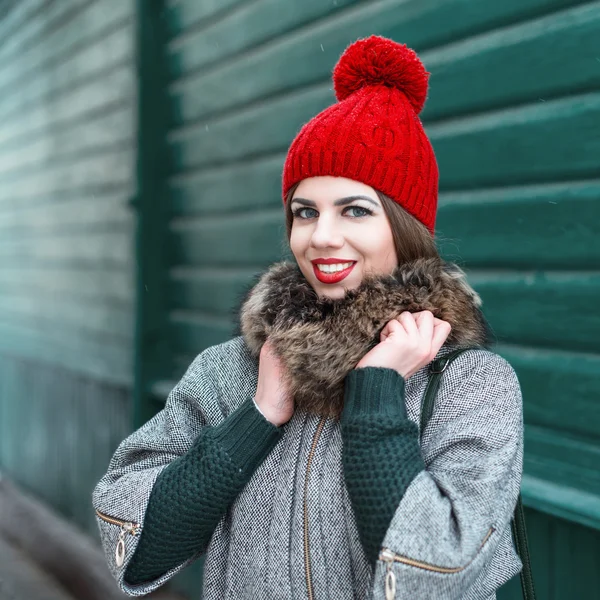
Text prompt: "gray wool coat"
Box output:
[[93, 260, 524, 599]]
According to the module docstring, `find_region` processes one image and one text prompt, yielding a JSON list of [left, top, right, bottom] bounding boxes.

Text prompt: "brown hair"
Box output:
[[284, 183, 439, 265]]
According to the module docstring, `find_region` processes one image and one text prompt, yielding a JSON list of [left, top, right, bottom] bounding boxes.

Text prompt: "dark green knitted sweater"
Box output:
[[125, 367, 424, 584]]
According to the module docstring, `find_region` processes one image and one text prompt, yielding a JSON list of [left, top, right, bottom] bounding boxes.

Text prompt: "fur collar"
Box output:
[[239, 258, 490, 418]]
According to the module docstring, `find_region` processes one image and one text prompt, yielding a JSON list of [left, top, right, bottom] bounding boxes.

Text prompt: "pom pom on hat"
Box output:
[[333, 35, 430, 114]]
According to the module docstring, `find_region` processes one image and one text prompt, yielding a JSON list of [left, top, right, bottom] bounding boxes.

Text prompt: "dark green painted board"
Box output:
[[169, 314, 235, 358], [0, 293, 133, 341], [524, 425, 600, 496], [473, 272, 600, 353], [169, 268, 259, 313], [437, 181, 600, 268], [0, 322, 131, 387], [170, 210, 286, 267], [0, 18, 133, 123], [0, 1, 45, 48], [0, 67, 134, 153], [169, 154, 284, 216], [0, 353, 132, 537], [167, 0, 364, 78], [499, 344, 600, 441], [423, 2, 600, 120], [0, 192, 133, 236], [0, 230, 132, 266], [431, 93, 600, 189], [165, 0, 247, 36], [497, 507, 600, 600], [0, 0, 86, 64], [0, 149, 134, 204], [168, 0, 590, 125], [0, 264, 133, 304], [168, 85, 331, 172]]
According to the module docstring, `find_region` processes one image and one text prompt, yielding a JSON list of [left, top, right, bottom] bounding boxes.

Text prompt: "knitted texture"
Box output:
[[282, 36, 439, 233], [124, 399, 281, 584], [341, 367, 425, 565]]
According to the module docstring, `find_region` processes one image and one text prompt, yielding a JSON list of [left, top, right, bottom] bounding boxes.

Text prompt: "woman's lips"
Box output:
[[312, 262, 356, 284]]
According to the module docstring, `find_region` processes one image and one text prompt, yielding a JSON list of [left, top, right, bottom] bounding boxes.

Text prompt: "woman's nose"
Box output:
[[310, 217, 344, 249]]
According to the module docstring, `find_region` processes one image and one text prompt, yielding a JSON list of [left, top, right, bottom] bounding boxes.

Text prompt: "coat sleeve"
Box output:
[[91, 347, 231, 596], [371, 351, 524, 600]]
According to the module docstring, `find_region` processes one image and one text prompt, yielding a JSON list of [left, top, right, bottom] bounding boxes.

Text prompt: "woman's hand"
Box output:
[[254, 340, 294, 427], [356, 311, 451, 379]]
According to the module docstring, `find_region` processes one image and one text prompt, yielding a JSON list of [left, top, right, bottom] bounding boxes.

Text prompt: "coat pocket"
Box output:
[[378, 526, 495, 599], [95, 509, 140, 568]]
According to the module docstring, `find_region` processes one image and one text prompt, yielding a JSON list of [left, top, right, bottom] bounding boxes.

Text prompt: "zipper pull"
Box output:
[[380, 548, 397, 600], [115, 523, 136, 567]]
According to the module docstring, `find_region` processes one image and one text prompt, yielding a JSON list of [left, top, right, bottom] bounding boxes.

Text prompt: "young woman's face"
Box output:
[[289, 176, 398, 299]]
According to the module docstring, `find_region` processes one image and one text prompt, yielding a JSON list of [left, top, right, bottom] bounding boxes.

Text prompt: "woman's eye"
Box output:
[[344, 206, 372, 218], [294, 207, 318, 219]]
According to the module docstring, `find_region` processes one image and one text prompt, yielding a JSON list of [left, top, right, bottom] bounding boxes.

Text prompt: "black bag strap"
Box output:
[[420, 349, 536, 600]]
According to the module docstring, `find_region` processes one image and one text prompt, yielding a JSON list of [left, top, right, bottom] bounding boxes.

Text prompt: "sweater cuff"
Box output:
[[342, 367, 407, 420], [212, 399, 282, 475]]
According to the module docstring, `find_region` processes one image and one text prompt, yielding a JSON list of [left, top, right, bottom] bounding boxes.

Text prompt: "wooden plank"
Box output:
[[168, 0, 590, 126], [0, 22, 134, 123], [0, 322, 132, 386], [524, 425, 600, 496], [551, 510, 600, 598], [436, 181, 600, 268], [471, 271, 600, 354], [0, 230, 132, 267], [0, 107, 134, 179], [0, 293, 133, 341], [168, 267, 259, 313], [499, 344, 600, 441], [169, 84, 331, 171], [169, 311, 236, 357], [0, 148, 134, 203], [0, 191, 133, 233], [0, 2, 132, 92], [166, 0, 247, 36], [0, 0, 87, 63], [168, 0, 364, 78], [169, 210, 286, 267], [0, 66, 134, 152], [169, 153, 284, 216], [0, 0, 46, 47], [430, 92, 600, 189], [423, 2, 600, 120], [0, 265, 133, 304]]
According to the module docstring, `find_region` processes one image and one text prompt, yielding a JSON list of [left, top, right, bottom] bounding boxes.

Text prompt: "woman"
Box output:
[[93, 36, 523, 599]]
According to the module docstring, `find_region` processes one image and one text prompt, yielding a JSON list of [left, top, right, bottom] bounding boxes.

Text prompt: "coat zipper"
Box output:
[[95, 509, 140, 568], [304, 416, 327, 600], [379, 527, 495, 600]]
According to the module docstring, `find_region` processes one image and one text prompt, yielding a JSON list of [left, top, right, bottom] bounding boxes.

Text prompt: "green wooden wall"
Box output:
[[132, 0, 600, 597], [0, 0, 137, 531]]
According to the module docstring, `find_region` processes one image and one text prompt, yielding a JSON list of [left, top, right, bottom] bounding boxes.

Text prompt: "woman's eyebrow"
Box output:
[[291, 195, 379, 207], [334, 195, 379, 207]]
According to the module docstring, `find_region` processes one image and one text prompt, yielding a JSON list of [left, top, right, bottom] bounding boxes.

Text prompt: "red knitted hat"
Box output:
[[282, 36, 438, 234]]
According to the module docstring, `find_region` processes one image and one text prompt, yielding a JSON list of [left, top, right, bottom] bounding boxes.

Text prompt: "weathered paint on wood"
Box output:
[[0, 354, 132, 538]]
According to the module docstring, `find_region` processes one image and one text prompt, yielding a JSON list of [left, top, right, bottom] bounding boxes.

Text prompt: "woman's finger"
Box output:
[[414, 310, 434, 342], [398, 311, 419, 337], [430, 319, 452, 358], [380, 318, 402, 342]]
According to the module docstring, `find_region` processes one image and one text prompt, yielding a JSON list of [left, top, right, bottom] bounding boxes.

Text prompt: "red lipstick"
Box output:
[[311, 259, 357, 284]]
